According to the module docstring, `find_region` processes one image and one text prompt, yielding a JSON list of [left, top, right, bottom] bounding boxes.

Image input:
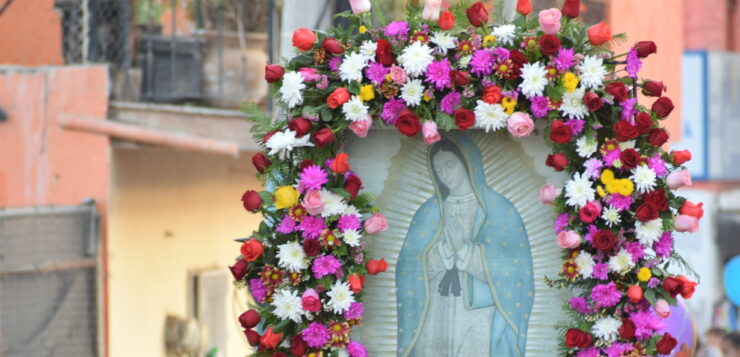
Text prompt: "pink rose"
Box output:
[[390, 65, 407, 84], [364, 213, 388, 234], [422, 0, 442, 20], [422, 121, 441, 145], [507, 112, 535, 138], [301, 288, 321, 312], [674, 215, 699, 233], [538, 8, 562, 35], [348, 0, 371, 14], [556, 230, 581, 249], [579, 201, 602, 224], [302, 190, 324, 216], [349, 117, 372, 138], [299, 67, 320, 82], [667, 170, 692, 190], [654, 299, 671, 318], [539, 184, 562, 205]]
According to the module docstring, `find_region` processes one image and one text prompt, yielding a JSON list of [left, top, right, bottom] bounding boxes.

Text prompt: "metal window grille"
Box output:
[[56, 0, 131, 66]]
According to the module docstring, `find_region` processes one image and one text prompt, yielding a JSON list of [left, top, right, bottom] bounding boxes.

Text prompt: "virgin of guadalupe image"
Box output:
[[396, 135, 534, 357]]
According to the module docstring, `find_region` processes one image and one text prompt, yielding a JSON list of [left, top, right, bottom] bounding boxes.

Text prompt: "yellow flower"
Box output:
[[501, 97, 517, 114], [385, 74, 393, 82], [601, 169, 615, 184], [637, 267, 652, 282], [562, 72, 579, 93], [616, 179, 634, 196], [358, 84, 375, 102], [274, 186, 299, 209], [483, 35, 496, 47], [423, 93, 431, 102], [358, 25, 367, 34], [596, 185, 607, 198], [605, 181, 619, 195]]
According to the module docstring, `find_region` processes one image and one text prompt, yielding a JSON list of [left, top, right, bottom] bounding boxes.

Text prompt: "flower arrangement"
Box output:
[[233, 0, 702, 356]]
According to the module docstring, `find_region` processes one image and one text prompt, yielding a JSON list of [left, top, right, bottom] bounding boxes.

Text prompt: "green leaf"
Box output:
[[644, 288, 657, 305], [290, 54, 314, 66], [258, 191, 274, 204], [435, 112, 456, 131], [330, 187, 351, 200], [321, 107, 334, 122]]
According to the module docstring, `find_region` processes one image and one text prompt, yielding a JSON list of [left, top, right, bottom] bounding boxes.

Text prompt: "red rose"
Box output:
[[375, 39, 394, 66], [613, 120, 639, 142], [605, 81, 629, 102], [583, 92, 603, 112], [288, 117, 312, 137], [565, 328, 593, 349], [299, 159, 315, 171], [620, 148, 640, 169], [366, 258, 388, 275], [671, 150, 692, 165], [289, 335, 307, 357], [562, 0, 580, 18], [635, 41, 657, 58], [239, 309, 261, 329], [635, 202, 659, 222], [240, 239, 265, 262], [546, 153, 569, 171], [303, 239, 321, 257], [466, 2, 489, 27], [652, 97, 675, 118], [344, 174, 363, 200], [587, 21, 612, 46], [252, 153, 271, 174], [312, 127, 335, 147], [259, 327, 282, 351], [450, 70, 471, 86], [395, 110, 421, 137], [229, 259, 249, 281], [663, 277, 684, 297], [635, 112, 654, 134], [242, 190, 262, 212], [327, 87, 351, 109], [656, 333, 678, 355], [538, 34, 561, 57], [321, 37, 344, 55], [620, 318, 636, 340], [677, 275, 698, 299], [245, 330, 261, 347], [680, 200, 704, 219], [517, 0, 532, 15], [265, 64, 285, 83], [348, 274, 365, 293], [579, 201, 601, 224], [647, 128, 669, 147], [509, 49, 528, 72], [438, 11, 455, 30], [592, 230, 617, 251], [273, 353, 288, 357], [292, 28, 316, 51], [330, 152, 350, 174], [644, 189, 668, 210], [642, 80, 665, 97], [482, 85, 502, 104], [549, 120, 573, 144], [454, 108, 475, 130]]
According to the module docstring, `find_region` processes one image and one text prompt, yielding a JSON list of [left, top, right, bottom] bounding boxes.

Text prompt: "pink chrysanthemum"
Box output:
[[343, 301, 364, 320], [384, 21, 409, 37], [554, 213, 570, 233], [299, 165, 328, 192], [621, 98, 638, 121], [470, 49, 494, 77], [440, 91, 461, 115], [565, 119, 586, 135], [299, 215, 326, 239], [653, 232, 673, 258], [575, 347, 599, 357], [312, 254, 342, 279], [584, 158, 604, 179], [425, 58, 452, 90], [365, 62, 390, 86], [276, 215, 297, 234], [608, 194, 633, 212], [381, 97, 406, 125], [569, 296, 591, 314], [347, 341, 368, 357], [592, 263, 609, 280], [630, 309, 666, 340], [604, 342, 634, 357], [626, 241, 646, 262], [648, 154, 668, 177], [301, 322, 331, 348], [530, 95, 550, 118], [554, 47, 576, 71], [337, 214, 361, 232], [590, 282, 622, 309], [328, 57, 343, 72], [626, 48, 642, 78], [249, 278, 267, 303]]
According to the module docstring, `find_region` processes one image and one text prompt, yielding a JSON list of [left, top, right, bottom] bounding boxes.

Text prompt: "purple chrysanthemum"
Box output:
[[384, 21, 410, 37], [648, 154, 668, 177], [365, 62, 390, 86], [626, 241, 646, 262], [492, 47, 510, 60], [337, 214, 361, 232], [575, 347, 599, 357], [592, 263, 609, 280], [312, 254, 342, 279], [299, 216, 326, 239], [584, 158, 604, 179], [425, 58, 452, 90], [584, 224, 599, 242], [554, 48, 576, 71], [299, 165, 329, 192], [630, 309, 666, 340], [653, 232, 673, 258], [328, 57, 343, 72], [626, 48, 642, 78], [470, 49, 495, 77], [381, 97, 406, 125], [647, 277, 661, 288], [301, 322, 331, 348], [249, 278, 267, 303], [344, 302, 365, 320], [591, 282, 622, 308], [276, 215, 297, 234], [347, 341, 368, 357], [621, 98, 638, 121], [530, 95, 550, 118], [608, 194, 633, 212], [565, 119, 586, 135], [604, 342, 634, 357], [569, 296, 591, 314], [554, 213, 570, 233], [440, 91, 462, 114]]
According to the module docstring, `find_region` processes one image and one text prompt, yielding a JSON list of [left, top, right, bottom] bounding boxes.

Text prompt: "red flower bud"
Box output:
[[366, 258, 388, 275], [671, 150, 692, 165], [241, 190, 262, 212], [264, 64, 285, 83], [634, 41, 657, 58], [312, 128, 335, 147], [583, 92, 603, 112], [438, 11, 455, 30], [239, 309, 261, 329], [450, 70, 471, 86], [288, 117, 312, 137], [656, 333, 678, 355], [562, 0, 580, 19], [642, 80, 665, 97], [252, 153, 271, 174], [652, 97, 675, 118], [229, 259, 249, 281], [245, 330, 261, 347], [321, 37, 344, 55], [545, 153, 569, 171], [516, 0, 532, 15], [647, 128, 669, 147], [466, 2, 489, 27], [344, 174, 363, 200]]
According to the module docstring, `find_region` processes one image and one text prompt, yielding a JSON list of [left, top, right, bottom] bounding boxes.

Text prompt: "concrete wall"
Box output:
[[108, 148, 260, 356], [0, 0, 63, 65], [684, 0, 740, 51]]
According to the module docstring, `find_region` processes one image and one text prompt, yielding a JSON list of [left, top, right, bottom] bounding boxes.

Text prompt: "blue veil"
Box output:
[[395, 134, 534, 356]]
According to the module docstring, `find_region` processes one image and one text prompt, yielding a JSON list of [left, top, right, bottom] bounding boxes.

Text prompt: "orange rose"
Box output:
[[680, 200, 703, 219], [327, 87, 351, 109], [587, 22, 612, 46], [292, 28, 316, 51], [330, 153, 350, 174], [366, 258, 388, 275], [240, 239, 264, 262], [481, 85, 502, 104], [259, 327, 282, 350], [348, 274, 365, 293]]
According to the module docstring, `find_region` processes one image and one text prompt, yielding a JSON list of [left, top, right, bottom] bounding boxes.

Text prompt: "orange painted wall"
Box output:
[[0, 0, 63, 65], [608, 0, 684, 143]]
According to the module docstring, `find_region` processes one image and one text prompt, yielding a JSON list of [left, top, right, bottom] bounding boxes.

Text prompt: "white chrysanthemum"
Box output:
[[560, 87, 589, 120], [320, 189, 347, 217], [591, 316, 622, 343], [578, 55, 607, 89], [574, 251, 595, 278], [398, 41, 434, 77], [630, 165, 657, 193], [339, 52, 368, 82], [265, 130, 314, 159], [492, 24, 517, 46], [271, 288, 303, 323], [636, 218, 663, 247], [576, 135, 598, 158], [430, 32, 456, 53], [326, 280, 355, 314], [518, 62, 549, 98], [564, 172, 596, 208], [601, 205, 621, 227], [608, 248, 635, 274], [474, 100, 508, 132], [279, 71, 306, 108], [343, 205, 360, 217], [342, 96, 369, 122], [619, 140, 636, 150], [359, 40, 377, 59], [341, 229, 361, 247], [276, 241, 307, 272], [400, 79, 424, 106], [458, 55, 472, 68]]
